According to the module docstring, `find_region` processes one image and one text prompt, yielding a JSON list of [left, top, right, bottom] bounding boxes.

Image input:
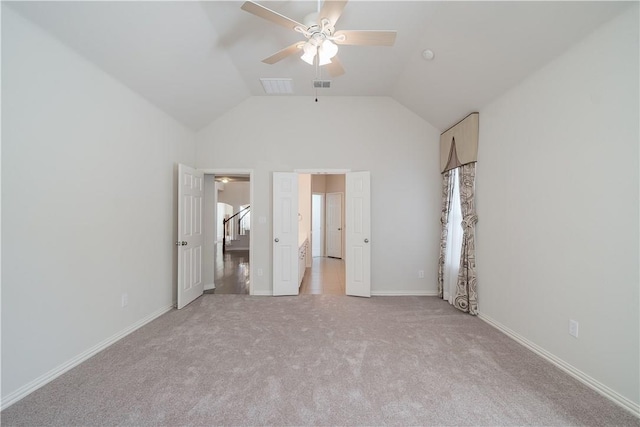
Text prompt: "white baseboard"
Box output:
[[203, 283, 215, 291], [249, 291, 439, 297], [478, 312, 640, 418], [251, 290, 272, 296], [1, 304, 174, 411], [371, 290, 439, 296]]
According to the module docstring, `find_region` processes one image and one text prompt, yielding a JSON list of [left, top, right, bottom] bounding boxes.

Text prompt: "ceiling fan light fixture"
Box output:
[[301, 38, 338, 66], [241, 0, 398, 77], [321, 39, 338, 59], [301, 41, 317, 65], [317, 54, 332, 66]]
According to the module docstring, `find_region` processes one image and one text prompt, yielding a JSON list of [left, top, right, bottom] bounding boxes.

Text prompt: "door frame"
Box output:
[[325, 191, 344, 259], [292, 169, 371, 297], [311, 192, 325, 257], [199, 168, 254, 296]]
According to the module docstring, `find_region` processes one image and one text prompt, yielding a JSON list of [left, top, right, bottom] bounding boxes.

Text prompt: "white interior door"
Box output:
[[177, 164, 204, 309], [345, 172, 371, 297], [273, 172, 299, 296], [326, 192, 343, 258]]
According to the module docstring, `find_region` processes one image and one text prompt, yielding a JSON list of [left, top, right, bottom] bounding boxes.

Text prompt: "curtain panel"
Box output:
[[438, 113, 479, 315], [437, 169, 454, 298], [453, 162, 478, 315]]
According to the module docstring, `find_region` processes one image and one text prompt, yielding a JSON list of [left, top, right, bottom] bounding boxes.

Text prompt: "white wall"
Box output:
[[196, 96, 441, 296], [1, 7, 195, 405], [476, 5, 639, 409], [217, 181, 250, 211]]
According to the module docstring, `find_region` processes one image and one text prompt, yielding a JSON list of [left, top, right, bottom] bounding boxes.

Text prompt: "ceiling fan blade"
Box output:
[[241, 1, 304, 31], [318, 0, 348, 27], [333, 30, 397, 46], [325, 56, 345, 77], [262, 42, 304, 64]]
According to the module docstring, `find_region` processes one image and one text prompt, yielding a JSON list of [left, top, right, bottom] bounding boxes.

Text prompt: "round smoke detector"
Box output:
[[422, 49, 435, 61]]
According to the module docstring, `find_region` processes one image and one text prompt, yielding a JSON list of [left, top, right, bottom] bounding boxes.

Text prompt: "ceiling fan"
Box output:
[[240, 0, 397, 77]]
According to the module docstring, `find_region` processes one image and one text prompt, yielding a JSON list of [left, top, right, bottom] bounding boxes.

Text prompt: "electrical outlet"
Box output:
[[569, 319, 579, 338], [418, 270, 425, 279], [121, 293, 128, 308], [257, 268, 263, 276]]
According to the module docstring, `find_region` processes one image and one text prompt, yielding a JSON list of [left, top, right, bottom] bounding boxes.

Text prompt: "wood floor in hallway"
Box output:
[[205, 243, 345, 295], [205, 245, 250, 295]]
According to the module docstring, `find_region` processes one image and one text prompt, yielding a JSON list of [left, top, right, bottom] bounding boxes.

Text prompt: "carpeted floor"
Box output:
[[2, 295, 639, 426]]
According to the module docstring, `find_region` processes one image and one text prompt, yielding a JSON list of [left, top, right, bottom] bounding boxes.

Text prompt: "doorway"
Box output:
[[202, 171, 253, 295], [325, 192, 343, 259], [300, 174, 346, 295], [311, 194, 324, 257]]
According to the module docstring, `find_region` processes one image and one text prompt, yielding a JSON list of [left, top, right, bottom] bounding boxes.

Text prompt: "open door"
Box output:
[[272, 172, 299, 296], [345, 171, 371, 297], [177, 164, 204, 309]]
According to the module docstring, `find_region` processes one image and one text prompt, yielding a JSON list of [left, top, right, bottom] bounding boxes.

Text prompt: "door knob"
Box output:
[[364, 238, 369, 243], [274, 238, 279, 243], [176, 241, 187, 246], [182, 241, 187, 246]]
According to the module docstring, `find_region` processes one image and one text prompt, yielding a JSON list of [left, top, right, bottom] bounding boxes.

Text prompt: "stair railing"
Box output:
[[238, 210, 250, 235], [223, 205, 250, 253]]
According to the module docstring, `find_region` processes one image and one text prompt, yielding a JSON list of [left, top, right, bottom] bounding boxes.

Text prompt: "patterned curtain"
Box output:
[[437, 169, 455, 298], [453, 162, 478, 315]]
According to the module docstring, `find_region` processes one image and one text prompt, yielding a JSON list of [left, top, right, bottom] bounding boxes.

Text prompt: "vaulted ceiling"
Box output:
[[6, 1, 632, 131]]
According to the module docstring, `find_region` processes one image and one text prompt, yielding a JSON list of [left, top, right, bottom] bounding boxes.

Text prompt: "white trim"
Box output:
[[311, 192, 325, 257], [203, 283, 215, 291], [1, 304, 174, 411], [371, 290, 439, 296], [251, 290, 273, 296], [294, 168, 351, 174], [198, 168, 253, 176], [478, 312, 640, 418]]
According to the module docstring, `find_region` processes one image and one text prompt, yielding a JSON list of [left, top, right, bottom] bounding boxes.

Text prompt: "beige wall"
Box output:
[[2, 7, 196, 405], [196, 96, 441, 296], [476, 6, 639, 409]]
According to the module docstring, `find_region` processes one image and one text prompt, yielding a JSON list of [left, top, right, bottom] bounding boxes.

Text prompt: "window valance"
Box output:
[[440, 112, 479, 173]]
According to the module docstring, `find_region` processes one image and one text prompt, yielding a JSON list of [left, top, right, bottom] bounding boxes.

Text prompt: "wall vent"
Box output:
[[260, 78, 293, 94], [313, 80, 331, 89]]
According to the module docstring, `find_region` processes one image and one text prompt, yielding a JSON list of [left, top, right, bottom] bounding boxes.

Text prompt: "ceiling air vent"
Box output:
[[260, 78, 293, 95], [313, 80, 331, 89]]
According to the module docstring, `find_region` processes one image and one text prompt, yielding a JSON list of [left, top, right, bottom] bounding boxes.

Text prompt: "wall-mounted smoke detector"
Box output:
[[422, 49, 435, 61], [260, 78, 294, 94], [313, 79, 331, 89]]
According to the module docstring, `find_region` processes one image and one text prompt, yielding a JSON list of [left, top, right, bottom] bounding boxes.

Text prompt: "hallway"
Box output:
[[206, 244, 344, 295], [299, 257, 345, 295], [205, 245, 250, 295]]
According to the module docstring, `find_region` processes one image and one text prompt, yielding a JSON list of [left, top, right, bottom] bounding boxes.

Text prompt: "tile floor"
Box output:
[[299, 256, 345, 295]]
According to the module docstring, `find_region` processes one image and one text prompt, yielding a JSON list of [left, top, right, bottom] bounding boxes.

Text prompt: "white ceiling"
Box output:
[[6, 1, 632, 131]]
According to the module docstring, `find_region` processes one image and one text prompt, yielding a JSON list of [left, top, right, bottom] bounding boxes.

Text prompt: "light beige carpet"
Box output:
[[2, 295, 638, 426]]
